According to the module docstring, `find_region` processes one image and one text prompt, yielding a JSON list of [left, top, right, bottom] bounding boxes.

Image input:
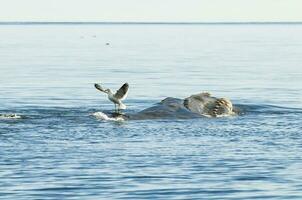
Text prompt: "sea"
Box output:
[[0, 23, 302, 199]]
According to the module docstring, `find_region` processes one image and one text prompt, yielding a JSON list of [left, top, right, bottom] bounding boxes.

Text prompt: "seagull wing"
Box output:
[[114, 83, 129, 100], [94, 83, 107, 93]]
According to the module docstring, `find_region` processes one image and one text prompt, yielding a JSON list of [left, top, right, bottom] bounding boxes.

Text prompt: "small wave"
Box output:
[[91, 112, 124, 121], [234, 103, 302, 116], [0, 113, 22, 119]]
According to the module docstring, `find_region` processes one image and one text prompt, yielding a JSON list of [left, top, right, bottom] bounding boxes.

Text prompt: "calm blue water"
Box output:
[[1, 24, 302, 199]]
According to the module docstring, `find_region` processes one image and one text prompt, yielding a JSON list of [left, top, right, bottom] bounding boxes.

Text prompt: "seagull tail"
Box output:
[[118, 102, 127, 110]]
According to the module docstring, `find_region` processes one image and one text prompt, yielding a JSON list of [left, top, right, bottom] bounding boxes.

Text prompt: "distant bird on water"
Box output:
[[94, 82, 129, 113]]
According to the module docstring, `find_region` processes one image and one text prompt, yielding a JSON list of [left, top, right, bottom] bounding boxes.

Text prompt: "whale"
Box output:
[[93, 92, 237, 121]]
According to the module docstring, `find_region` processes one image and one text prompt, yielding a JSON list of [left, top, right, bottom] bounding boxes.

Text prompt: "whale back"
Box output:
[[129, 97, 202, 120], [99, 93, 236, 121]]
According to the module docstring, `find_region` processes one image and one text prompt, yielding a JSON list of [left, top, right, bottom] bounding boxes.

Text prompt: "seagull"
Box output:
[[94, 82, 129, 113]]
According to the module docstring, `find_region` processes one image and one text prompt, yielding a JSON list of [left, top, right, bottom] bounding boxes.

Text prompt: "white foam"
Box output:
[[201, 111, 236, 118], [91, 112, 124, 121], [0, 114, 22, 119]]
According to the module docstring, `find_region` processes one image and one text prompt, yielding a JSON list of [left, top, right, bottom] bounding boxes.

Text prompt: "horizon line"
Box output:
[[1, 21, 302, 25]]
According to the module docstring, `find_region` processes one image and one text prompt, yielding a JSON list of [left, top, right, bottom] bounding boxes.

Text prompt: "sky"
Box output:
[[0, 0, 302, 22]]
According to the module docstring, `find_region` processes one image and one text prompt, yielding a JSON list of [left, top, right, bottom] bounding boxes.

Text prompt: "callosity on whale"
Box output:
[[183, 92, 234, 117]]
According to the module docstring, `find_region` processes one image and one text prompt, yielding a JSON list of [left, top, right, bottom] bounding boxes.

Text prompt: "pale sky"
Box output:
[[0, 0, 302, 22]]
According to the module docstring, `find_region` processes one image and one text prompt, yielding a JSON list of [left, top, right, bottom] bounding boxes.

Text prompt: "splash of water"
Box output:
[[91, 112, 124, 121], [0, 114, 22, 119]]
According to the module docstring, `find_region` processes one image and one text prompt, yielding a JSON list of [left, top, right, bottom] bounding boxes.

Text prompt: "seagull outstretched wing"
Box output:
[[114, 83, 129, 100], [94, 83, 107, 93]]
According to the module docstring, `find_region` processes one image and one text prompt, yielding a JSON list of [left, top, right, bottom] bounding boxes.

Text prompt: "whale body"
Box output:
[[128, 97, 202, 120], [93, 92, 236, 121]]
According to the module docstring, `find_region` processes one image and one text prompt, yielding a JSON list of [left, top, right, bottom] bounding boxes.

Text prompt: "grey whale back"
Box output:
[[100, 92, 236, 120], [128, 97, 203, 120]]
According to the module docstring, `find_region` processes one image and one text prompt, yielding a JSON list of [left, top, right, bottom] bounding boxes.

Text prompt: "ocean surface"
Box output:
[[1, 23, 302, 199]]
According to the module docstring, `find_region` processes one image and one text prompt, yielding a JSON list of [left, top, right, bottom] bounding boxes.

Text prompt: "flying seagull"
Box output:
[[94, 82, 129, 113]]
